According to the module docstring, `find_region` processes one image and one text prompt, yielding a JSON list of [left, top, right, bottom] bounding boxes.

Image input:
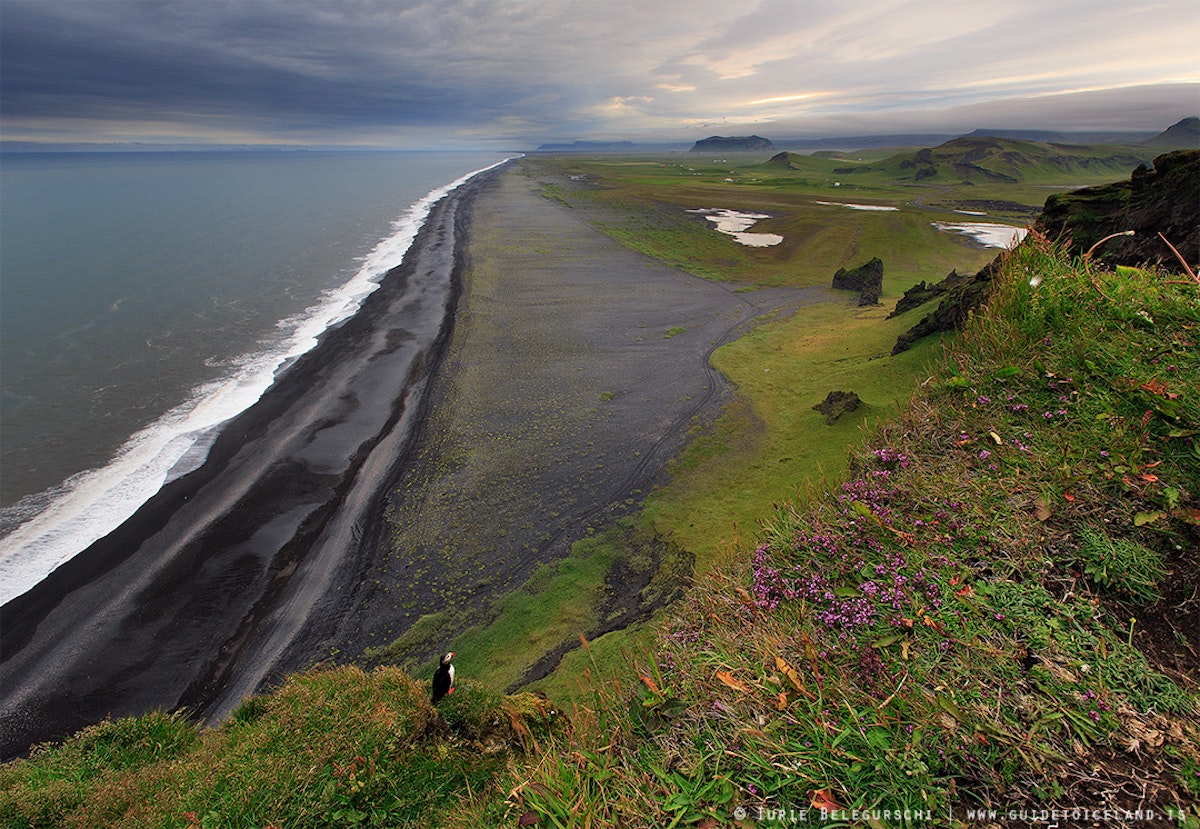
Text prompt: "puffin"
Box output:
[[431, 651, 455, 704]]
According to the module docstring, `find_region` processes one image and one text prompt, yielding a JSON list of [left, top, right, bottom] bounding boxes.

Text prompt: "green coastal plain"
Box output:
[[4, 140, 1198, 827]]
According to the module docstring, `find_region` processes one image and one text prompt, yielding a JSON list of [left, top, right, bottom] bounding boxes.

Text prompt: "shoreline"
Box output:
[[0, 155, 512, 605], [322, 161, 823, 682], [0, 166, 501, 757], [0, 159, 819, 758]]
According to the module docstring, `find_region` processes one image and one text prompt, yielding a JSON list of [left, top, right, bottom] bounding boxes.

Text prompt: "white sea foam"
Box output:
[[0, 157, 513, 606], [688, 207, 783, 247], [932, 221, 1028, 249]]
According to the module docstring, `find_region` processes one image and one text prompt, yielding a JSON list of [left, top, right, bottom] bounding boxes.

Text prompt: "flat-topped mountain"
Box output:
[[690, 135, 775, 153]]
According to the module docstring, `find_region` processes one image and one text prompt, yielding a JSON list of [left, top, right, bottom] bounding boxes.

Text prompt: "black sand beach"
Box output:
[[0, 167, 496, 757], [0, 161, 815, 758], [325, 164, 820, 674]]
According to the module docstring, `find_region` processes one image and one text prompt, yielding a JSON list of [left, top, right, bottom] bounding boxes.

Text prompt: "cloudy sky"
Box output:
[[2, 0, 1197, 148]]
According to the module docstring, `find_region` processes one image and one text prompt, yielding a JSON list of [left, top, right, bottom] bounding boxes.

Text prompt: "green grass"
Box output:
[[406, 152, 988, 700], [369, 530, 626, 688], [536, 154, 1004, 287], [535, 148, 1149, 291], [388, 153, 1003, 697], [645, 298, 943, 574], [372, 516, 690, 699], [1076, 526, 1168, 603], [498, 234, 1200, 826], [1, 667, 560, 829]]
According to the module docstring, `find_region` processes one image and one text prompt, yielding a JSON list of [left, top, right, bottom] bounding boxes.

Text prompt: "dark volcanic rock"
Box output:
[[832, 257, 883, 306], [813, 391, 861, 425], [1035, 150, 1199, 272], [899, 147, 937, 180], [690, 135, 776, 153], [887, 269, 970, 318], [891, 258, 1003, 355], [892, 149, 1199, 355]]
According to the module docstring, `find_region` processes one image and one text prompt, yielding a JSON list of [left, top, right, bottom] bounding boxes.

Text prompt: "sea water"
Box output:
[[0, 150, 508, 603]]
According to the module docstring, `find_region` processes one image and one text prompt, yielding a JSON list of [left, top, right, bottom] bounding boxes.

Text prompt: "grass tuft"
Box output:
[[0, 666, 563, 828], [1077, 526, 1167, 603]]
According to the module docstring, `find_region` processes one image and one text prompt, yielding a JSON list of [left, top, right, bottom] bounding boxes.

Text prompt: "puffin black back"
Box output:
[[431, 652, 455, 704]]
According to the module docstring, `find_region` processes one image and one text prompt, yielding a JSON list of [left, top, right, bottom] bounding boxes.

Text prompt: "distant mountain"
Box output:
[[961, 127, 1155, 144], [773, 134, 959, 152], [533, 140, 692, 153], [690, 135, 775, 153], [1145, 117, 1199, 148], [955, 118, 1197, 148], [838, 136, 1152, 184]]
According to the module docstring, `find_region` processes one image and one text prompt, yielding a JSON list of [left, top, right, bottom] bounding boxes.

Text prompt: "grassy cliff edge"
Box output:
[[3, 243, 1198, 826]]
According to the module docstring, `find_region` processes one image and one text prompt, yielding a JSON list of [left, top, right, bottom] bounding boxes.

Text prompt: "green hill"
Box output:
[[846, 136, 1153, 184], [1146, 116, 1200, 148]]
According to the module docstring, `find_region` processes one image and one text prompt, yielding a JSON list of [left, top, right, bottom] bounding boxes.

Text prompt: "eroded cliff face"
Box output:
[[891, 150, 1199, 355], [890, 259, 1002, 355], [1035, 150, 1199, 272]]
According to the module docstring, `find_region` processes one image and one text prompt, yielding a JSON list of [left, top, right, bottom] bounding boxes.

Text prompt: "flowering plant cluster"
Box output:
[[749, 448, 967, 688], [649, 243, 1199, 822]]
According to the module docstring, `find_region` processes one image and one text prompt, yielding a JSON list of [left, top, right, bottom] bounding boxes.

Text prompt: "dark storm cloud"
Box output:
[[0, 1, 541, 132], [1, 0, 1196, 146]]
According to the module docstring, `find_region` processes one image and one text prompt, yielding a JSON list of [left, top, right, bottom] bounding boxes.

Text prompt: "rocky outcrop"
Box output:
[[813, 391, 861, 424], [891, 258, 1003, 355], [887, 270, 967, 318], [1035, 150, 1199, 272], [690, 135, 775, 153], [891, 149, 1199, 356], [832, 257, 883, 306], [898, 147, 937, 181]]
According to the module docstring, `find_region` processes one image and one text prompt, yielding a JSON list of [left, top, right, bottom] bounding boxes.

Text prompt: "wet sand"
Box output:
[[0, 168, 497, 757], [326, 162, 822, 673], [0, 160, 819, 758]]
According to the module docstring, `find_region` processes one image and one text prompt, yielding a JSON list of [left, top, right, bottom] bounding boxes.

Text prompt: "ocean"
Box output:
[[0, 149, 509, 603]]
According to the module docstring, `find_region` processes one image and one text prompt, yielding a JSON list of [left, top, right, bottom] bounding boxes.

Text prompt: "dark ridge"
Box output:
[[690, 135, 775, 153]]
